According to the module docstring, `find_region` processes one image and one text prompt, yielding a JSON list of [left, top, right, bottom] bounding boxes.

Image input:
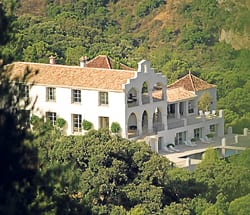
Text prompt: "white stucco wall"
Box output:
[[29, 85, 126, 135], [123, 60, 168, 137], [26, 60, 224, 153]]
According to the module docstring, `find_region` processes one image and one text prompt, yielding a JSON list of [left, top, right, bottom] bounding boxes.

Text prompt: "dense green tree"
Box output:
[[0, 65, 38, 215], [228, 194, 250, 215], [0, 2, 9, 46]]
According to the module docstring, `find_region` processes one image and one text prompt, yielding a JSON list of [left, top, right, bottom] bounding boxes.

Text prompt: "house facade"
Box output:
[[9, 56, 224, 153]]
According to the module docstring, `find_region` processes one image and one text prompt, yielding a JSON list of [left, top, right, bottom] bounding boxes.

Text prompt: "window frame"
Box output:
[[72, 114, 82, 133], [21, 84, 29, 102], [99, 91, 109, 105], [188, 100, 194, 114], [194, 128, 202, 139], [47, 87, 56, 101], [46, 111, 57, 126], [18, 83, 29, 104], [72, 89, 81, 103], [99, 116, 109, 129], [210, 124, 216, 133]]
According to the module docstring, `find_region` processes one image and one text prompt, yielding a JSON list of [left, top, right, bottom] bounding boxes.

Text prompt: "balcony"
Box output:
[[167, 118, 185, 129], [167, 111, 223, 130], [153, 123, 165, 132]]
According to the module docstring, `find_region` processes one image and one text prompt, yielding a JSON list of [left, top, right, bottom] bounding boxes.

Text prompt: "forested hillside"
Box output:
[[1, 0, 250, 130], [1, 2, 250, 214]]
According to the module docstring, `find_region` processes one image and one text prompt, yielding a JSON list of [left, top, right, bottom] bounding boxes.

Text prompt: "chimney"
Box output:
[[79, 56, 87, 68], [49, 55, 56, 64]]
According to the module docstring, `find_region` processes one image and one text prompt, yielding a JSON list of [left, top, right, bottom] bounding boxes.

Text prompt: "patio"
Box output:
[[159, 132, 250, 169]]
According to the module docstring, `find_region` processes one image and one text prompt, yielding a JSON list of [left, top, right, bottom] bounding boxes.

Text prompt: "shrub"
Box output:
[[206, 133, 214, 139], [82, 119, 93, 131], [111, 122, 121, 133], [56, 118, 66, 128]]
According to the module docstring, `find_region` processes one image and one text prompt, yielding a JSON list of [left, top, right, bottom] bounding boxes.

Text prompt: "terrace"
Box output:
[[167, 110, 223, 129], [159, 128, 250, 170]]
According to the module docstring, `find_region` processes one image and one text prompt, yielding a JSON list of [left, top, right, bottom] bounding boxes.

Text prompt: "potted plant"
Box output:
[[56, 118, 66, 129], [191, 137, 196, 143], [82, 119, 93, 131], [111, 122, 121, 134], [206, 133, 214, 139]]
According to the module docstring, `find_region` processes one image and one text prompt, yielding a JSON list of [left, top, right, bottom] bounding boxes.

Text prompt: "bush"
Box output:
[[56, 117, 66, 128], [231, 116, 250, 134], [206, 133, 214, 139], [82, 119, 93, 131], [111, 122, 121, 133]]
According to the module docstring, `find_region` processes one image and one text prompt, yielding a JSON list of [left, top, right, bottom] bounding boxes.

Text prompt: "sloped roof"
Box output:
[[168, 72, 216, 92], [152, 87, 197, 103], [167, 87, 197, 102], [85, 55, 134, 71], [8, 62, 136, 92]]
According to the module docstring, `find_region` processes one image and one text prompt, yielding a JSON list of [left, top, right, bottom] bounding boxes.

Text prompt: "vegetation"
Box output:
[[0, 0, 249, 130], [82, 119, 93, 131], [198, 92, 212, 112], [111, 122, 121, 133], [1, 1, 250, 214]]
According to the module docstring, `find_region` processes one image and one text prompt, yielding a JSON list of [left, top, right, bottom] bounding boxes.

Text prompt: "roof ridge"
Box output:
[[86, 55, 100, 64], [106, 56, 112, 69], [12, 61, 136, 73], [189, 71, 196, 91]]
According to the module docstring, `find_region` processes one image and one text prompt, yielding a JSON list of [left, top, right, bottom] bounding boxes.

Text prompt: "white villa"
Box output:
[[8, 55, 224, 153]]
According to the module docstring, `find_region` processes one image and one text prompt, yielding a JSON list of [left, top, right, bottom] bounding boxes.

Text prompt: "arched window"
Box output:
[[141, 81, 150, 104]]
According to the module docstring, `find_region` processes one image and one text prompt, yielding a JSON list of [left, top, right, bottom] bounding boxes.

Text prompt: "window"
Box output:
[[194, 128, 202, 139], [47, 87, 56, 101], [46, 112, 57, 126], [188, 100, 194, 114], [72, 89, 81, 103], [210, 124, 216, 133], [18, 84, 29, 104], [72, 114, 82, 132], [23, 85, 29, 100], [99, 116, 109, 129], [175, 131, 187, 145], [18, 110, 30, 128], [99, 92, 108, 105]]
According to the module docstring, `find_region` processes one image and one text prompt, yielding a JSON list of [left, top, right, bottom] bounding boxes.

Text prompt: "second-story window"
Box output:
[[72, 89, 81, 103], [46, 112, 57, 126], [99, 92, 108, 105], [188, 101, 194, 114], [47, 87, 56, 101], [19, 84, 29, 104], [23, 84, 29, 101]]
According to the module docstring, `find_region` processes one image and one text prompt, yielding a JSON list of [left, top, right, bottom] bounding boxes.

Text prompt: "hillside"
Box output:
[[1, 0, 250, 130], [16, 0, 250, 50]]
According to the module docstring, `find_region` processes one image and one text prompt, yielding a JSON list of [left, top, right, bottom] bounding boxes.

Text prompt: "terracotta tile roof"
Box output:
[[168, 72, 216, 92], [167, 87, 197, 102], [152, 87, 197, 103], [8, 62, 136, 92], [86, 55, 134, 71]]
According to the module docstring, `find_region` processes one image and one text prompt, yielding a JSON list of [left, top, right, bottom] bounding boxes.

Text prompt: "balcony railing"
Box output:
[[168, 119, 185, 129], [167, 112, 223, 130], [153, 123, 165, 132]]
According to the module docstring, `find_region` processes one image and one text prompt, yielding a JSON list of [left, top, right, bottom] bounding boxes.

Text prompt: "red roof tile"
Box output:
[[86, 55, 134, 70], [152, 87, 197, 102], [167, 87, 197, 102], [168, 72, 216, 92], [8, 62, 136, 92]]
